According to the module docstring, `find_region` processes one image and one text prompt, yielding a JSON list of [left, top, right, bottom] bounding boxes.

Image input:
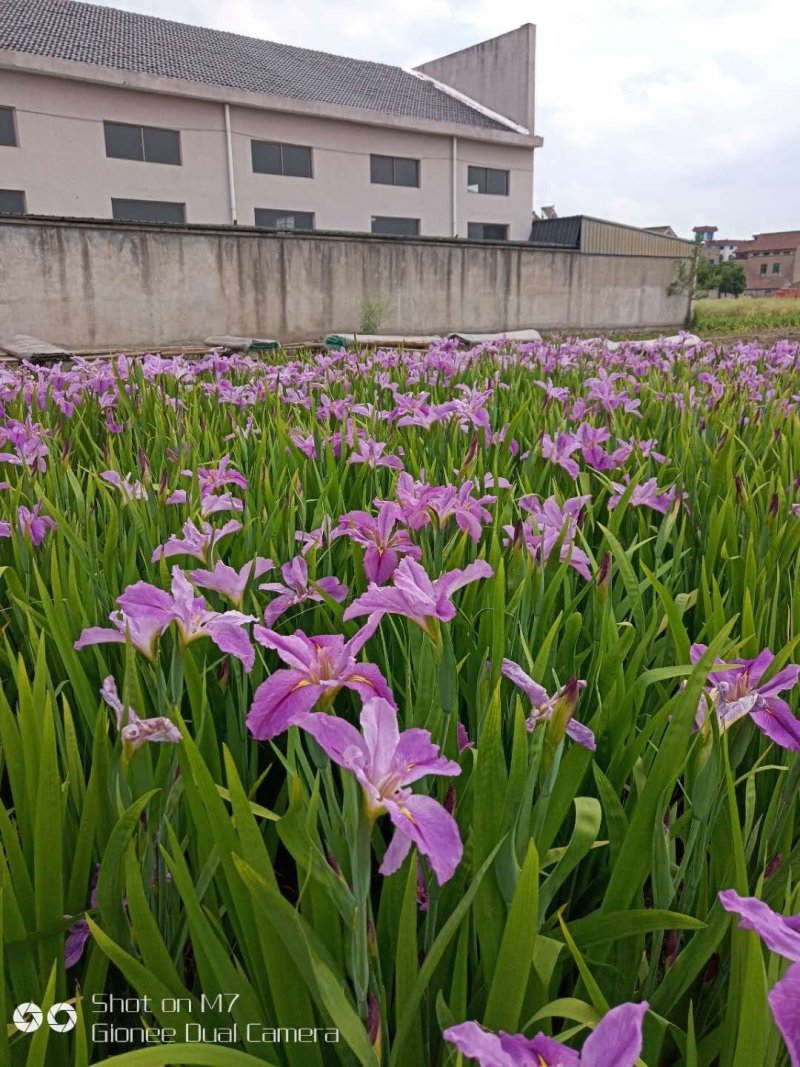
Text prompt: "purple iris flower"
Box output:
[[508, 494, 592, 581], [502, 659, 595, 750], [259, 555, 348, 625], [246, 616, 392, 740], [200, 492, 244, 517], [719, 890, 800, 1064], [18, 504, 57, 546], [541, 432, 581, 478], [151, 518, 242, 563], [343, 557, 494, 641], [690, 644, 800, 750], [186, 455, 248, 495], [333, 503, 421, 584], [100, 470, 148, 501], [76, 568, 256, 669], [443, 1000, 649, 1066], [348, 436, 404, 470], [300, 696, 463, 884], [608, 477, 681, 514], [189, 557, 274, 609]]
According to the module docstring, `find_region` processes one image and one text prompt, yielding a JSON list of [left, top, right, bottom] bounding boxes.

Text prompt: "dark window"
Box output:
[[371, 216, 420, 237], [111, 199, 186, 224], [760, 264, 768, 275], [772, 262, 781, 274], [254, 208, 315, 231], [0, 189, 25, 214], [104, 121, 181, 165], [468, 222, 509, 241], [467, 165, 509, 196], [370, 154, 420, 187], [0, 106, 17, 147], [251, 140, 313, 178]]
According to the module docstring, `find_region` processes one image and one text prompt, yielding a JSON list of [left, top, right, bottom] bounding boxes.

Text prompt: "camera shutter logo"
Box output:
[[13, 1002, 77, 1034]]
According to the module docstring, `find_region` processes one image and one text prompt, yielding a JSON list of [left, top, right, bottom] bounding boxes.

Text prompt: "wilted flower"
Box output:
[[100, 675, 182, 756], [501, 659, 595, 750]]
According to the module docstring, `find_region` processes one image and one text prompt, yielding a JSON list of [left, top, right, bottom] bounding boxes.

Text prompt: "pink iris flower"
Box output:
[[189, 557, 274, 609], [301, 696, 463, 884], [246, 616, 392, 740], [343, 557, 494, 640], [502, 659, 595, 750], [719, 890, 800, 1063], [185, 455, 248, 495], [76, 567, 256, 669], [541, 432, 581, 478], [259, 556, 348, 625], [348, 436, 404, 470], [18, 504, 57, 546], [101, 676, 182, 755], [151, 518, 242, 563], [333, 503, 421, 584], [608, 477, 681, 514], [444, 1001, 649, 1067], [100, 470, 148, 501], [508, 494, 592, 581], [690, 644, 800, 750]]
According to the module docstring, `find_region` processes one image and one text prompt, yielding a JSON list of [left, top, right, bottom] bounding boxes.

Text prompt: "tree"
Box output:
[[715, 260, 746, 298]]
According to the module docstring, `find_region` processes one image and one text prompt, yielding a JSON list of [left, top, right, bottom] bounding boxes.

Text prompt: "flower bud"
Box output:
[[596, 550, 612, 601]]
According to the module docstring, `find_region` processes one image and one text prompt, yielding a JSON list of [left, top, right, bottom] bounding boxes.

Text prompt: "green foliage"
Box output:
[[0, 342, 798, 1065]]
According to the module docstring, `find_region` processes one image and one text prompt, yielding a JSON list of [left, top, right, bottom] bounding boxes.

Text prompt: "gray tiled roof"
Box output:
[[0, 0, 510, 130]]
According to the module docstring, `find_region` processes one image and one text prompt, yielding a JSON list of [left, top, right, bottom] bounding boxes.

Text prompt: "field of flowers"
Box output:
[[1, 334, 799, 1067]]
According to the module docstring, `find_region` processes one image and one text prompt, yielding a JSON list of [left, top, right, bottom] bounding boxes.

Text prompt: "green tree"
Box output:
[[715, 260, 746, 298]]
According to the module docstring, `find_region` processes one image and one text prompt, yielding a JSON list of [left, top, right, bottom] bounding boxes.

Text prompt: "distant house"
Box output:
[[645, 225, 678, 238], [733, 231, 800, 296]]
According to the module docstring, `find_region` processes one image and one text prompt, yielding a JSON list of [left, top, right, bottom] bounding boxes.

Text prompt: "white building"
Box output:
[[0, 0, 542, 240]]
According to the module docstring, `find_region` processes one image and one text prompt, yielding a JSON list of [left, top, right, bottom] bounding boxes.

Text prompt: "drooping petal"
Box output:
[[379, 829, 414, 877], [434, 559, 494, 599], [299, 711, 367, 769], [246, 671, 323, 740], [768, 961, 800, 1067], [565, 717, 597, 752], [394, 728, 461, 785], [384, 792, 463, 885], [580, 1000, 649, 1067], [74, 626, 127, 650], [719, 890, 800, 961], [204, 619, 256, 672], [64, 920, 91, 969], [442, 1022, 519, 1067], [501, 659, 549, 707], [751, 699, 800, 751], [759, 664, 800, 697], [343, 662, 397, 709]]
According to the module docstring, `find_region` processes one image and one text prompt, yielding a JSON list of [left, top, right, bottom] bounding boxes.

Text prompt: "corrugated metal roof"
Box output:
[[0, 0, 511, 130], [530, 215, 692, 258]]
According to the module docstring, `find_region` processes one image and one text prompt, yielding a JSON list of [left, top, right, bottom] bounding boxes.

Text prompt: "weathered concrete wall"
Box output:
[[0, 216, 691, 349]]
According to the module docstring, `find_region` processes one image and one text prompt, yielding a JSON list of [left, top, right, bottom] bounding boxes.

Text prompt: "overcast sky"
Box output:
[[99, 0, 799, 238]]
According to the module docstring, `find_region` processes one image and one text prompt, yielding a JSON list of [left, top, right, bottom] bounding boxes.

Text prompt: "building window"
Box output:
[[0, 106, 17, 147], [254, 208, 315, 231], [772, 262, 781, 274], [467, 165, 509, 196], [370, 154, 420, 187], [0, 189, 25, 214], [371, 216, 420, 236], [760, 264, 768, 275], [251, 141, 313, 178], [104, 121, 181, 165], [111, 199, 186, 224], [468, 222, 509, 241]]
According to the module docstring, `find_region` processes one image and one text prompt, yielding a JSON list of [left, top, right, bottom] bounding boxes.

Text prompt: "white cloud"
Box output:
[[99, 0, 800, 236]]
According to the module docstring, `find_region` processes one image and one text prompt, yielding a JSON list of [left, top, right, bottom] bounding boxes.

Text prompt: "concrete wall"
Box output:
[[0, 216, 692, 350], [416, 25, 537, 134], [0, 67, 535, 239]]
